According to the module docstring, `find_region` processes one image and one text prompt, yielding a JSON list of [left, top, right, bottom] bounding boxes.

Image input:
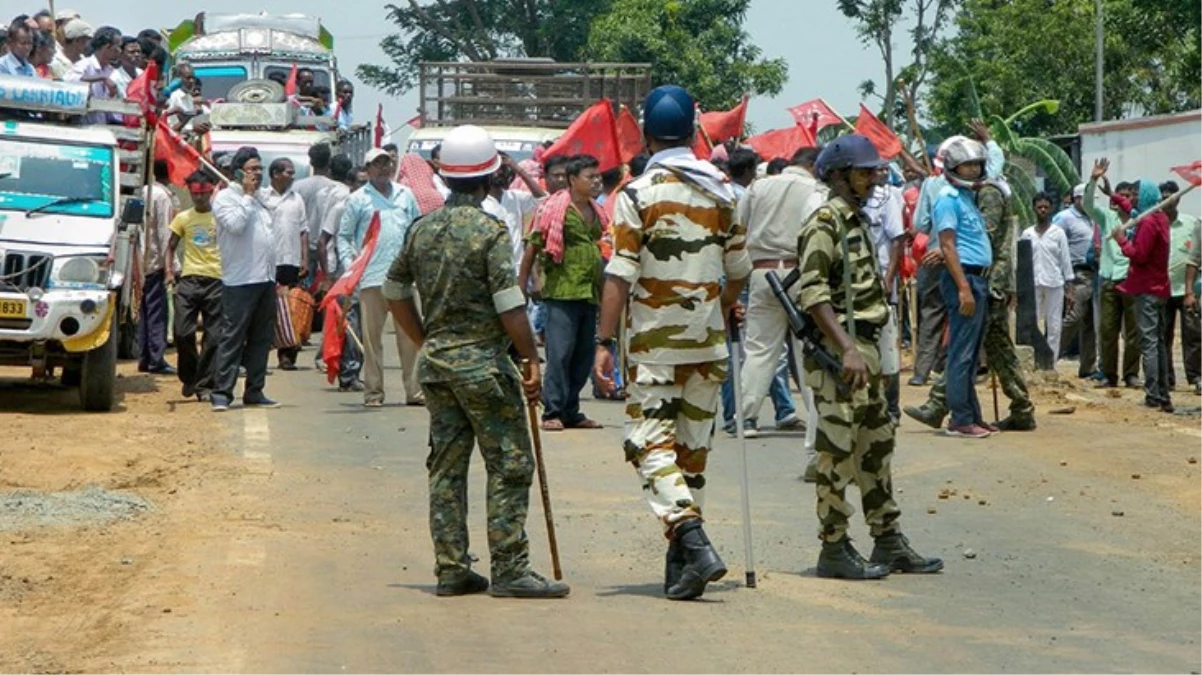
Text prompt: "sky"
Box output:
[[55, 0, 893, 143]]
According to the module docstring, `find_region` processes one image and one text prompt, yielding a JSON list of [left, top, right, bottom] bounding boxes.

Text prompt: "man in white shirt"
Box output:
[[65, 26, 121, 124], [1022, 192, 1075, 367], [261, 158, 309, 370], [50, 15, 86, 80], [482, 153, 545, 270], [109, 36, 142, 98], [289, 143, 339, 283], [138, 160, 178, 374], [316, 154, 364, 391], [210, 147, 281, 411]]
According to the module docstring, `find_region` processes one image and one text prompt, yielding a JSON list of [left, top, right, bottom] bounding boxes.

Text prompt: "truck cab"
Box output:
[[0, 76, 147, 411]]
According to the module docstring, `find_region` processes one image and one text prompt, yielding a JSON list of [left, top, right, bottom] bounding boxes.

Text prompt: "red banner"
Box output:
[[543, 100, 622, 173], [403, 114, 423, 129], [616, 106, 643, 165], [745, 124, 817, 161], [854, 105, 903, 159], [123, 60, 158, 126], [787, 98, 843, 133], [320, 212, 381, 383], [154, 120, 203, 186], [1172, 160, 1202, 187], [700, 96, 748, 144], [692, 128, 713, 160]]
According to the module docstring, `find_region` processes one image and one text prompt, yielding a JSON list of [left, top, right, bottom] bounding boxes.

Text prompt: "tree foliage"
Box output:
[[584, 0, 787, 111], [926, 0, 1201, 137], [357, 0, 611, 95]]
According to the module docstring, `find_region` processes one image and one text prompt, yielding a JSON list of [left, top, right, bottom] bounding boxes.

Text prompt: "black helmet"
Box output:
[[643, 85, 696, 141], [815, 134, 887, 181]]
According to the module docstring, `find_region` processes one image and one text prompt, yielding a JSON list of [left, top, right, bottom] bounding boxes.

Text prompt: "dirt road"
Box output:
[[1, 356, 1199, 673]]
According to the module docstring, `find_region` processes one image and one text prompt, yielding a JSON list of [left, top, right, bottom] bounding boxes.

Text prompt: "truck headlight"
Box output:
[[54, 257, 108, 286]]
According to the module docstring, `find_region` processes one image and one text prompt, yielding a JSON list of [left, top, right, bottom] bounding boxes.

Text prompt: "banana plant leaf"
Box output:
[[1004, 163, 1039, 228], [1015, 139, 1074, 196], [1020, 136, 1081, 186], [1004, 100, 1061, 127]]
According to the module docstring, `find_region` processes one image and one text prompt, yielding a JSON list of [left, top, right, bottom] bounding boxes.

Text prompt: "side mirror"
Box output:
[[122, 198, 144, 226]]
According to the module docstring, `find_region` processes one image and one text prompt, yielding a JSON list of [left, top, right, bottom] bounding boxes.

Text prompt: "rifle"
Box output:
[[765, 268, 850, 398]]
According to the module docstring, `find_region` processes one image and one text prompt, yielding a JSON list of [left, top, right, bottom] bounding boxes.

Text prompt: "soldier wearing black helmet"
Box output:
[[796, 134, 943, 580]]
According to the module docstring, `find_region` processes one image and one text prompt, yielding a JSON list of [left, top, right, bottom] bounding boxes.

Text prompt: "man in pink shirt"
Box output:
[[1111, 178, 1172, 412]]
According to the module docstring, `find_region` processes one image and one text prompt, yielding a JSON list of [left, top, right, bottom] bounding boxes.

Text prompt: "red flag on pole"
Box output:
[[320, 212, 381, 383], [284, 63, 298, 98], [745, 124, 817, 161], [854, 105, 903, 159], [692, 128, 713, 160], [700, 95, 748, 144], [787, 98, 844, 132], [374, 103, 385, 148], [616, 106, 643, 165], [403, 114, 423, 129], [1172, 161, 1202, 187], [542, 100, 622, 172], [154, 119, 203, 186], [124, 60, 159, 126]]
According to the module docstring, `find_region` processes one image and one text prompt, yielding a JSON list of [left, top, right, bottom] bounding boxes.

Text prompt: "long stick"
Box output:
[[728, 313, 756, 589], [522, 359, 563, 580], [991, 370, 1000, 423], [898, 78, 932, 172]]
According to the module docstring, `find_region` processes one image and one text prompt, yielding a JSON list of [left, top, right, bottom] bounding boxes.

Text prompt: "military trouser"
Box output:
[[423, 369, 534, 582], [805, 336, 901, 544], [624, 361, 723, 534], [927, 295, 1034, 420]]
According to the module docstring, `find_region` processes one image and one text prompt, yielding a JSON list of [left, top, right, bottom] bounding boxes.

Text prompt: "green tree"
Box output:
[[926, 0, 1201, 137], [585, 0, 787, 111], [357, 0, 611, 95]]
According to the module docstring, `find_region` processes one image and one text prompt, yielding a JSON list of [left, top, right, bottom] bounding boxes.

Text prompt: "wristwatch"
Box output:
[[595, 336, 616, 348]]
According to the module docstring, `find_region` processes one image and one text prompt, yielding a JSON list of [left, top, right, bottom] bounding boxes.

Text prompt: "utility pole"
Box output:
[[1095, 0, 1104, 121]]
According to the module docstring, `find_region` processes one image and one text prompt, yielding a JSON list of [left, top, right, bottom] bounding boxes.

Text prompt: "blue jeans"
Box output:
[[940, 270, 989, 427], [722, 343, 796, 425], [542, 299, 598, 423]]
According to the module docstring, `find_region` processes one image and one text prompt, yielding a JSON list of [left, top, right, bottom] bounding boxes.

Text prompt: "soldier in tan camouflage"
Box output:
[[594, 85, 751, 601], [385, 125, 569, 599], [796, 134, 943, 580]]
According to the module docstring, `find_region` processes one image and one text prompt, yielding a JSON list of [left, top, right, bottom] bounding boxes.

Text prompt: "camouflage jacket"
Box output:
[[978, 182, 1016, 297], [796, 195, 890, 332], [383, 193, 526, 383], [605, 164, 753, 365]]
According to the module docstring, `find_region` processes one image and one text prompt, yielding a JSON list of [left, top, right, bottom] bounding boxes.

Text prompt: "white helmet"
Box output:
[[439, 125, 501, 179], [940, 136, 988, 187]]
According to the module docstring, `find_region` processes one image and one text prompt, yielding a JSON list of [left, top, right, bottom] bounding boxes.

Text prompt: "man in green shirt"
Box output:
[[1085, 161, 1141, 389], [1161, 181, 1201, 390], [519, 155, 606, 431]]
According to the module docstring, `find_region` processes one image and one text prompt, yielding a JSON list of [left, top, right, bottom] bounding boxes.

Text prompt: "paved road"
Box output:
[[186, 347, 1200, 673]]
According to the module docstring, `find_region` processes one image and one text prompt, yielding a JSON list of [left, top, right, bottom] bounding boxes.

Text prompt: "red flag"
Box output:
[[284, 64, 298, 98], [1172, 161, 1202, 187], [700, 96, 748, 144], [787, 98, 843, 132], [616, 106, 643, 165], [745, 124, 817, 161], [692, 128, 713, 160], [124, 60, 159, 126], [320, 212, 381, 383], [543, 100, 622, 173], [854, 105, 903, 159], [374, 103, 385, 148], [403, 114, 423, 129], [154, 119, 203, 186]]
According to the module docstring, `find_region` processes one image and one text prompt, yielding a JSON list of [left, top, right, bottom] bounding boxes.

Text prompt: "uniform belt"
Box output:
[[962, 265, 990, 277], [752, 259, 799, 270]]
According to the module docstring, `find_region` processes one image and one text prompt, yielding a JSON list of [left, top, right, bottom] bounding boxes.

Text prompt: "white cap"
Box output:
[[439, 125, 501, 179], [364, 148, 391, 165], [63, 19, 92, 40], [55, 8, 81, 21], [1072, 183, 1086, 199]]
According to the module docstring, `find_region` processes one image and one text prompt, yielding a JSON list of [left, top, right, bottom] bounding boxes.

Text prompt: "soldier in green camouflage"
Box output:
[[384, 125, 569, 599], [904, 138, 1037, 432], [797, 135, 943, 580]]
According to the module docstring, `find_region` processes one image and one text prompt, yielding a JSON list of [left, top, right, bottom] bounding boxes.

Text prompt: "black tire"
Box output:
[[61, 361, 82, 387], [227, 79, 287, 104], [80, 314, 118, 412]]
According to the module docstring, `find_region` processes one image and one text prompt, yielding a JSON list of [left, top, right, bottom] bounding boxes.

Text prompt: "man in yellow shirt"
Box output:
[[165, 171, 223, 400]]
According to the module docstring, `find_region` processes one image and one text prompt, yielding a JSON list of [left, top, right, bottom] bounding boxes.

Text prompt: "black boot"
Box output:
[[816, 539, 891, 579], [869, 532, 944, 573], [663, 538, 685, 594], [436, 570, 489, 597], [996, 413, 1037, 431], [903, 403, 946, 430], [665, 520, 727, 600]]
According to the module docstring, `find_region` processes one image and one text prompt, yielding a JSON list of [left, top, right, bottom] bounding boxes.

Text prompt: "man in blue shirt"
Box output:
[[932, 137, 994, 438], [0, 23, 37, 77]]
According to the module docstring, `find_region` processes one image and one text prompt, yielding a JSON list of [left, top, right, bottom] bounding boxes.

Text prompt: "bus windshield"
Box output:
[[0, 138, 114, 218]]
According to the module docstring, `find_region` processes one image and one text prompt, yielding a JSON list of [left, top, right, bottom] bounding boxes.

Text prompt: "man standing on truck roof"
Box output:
[[334, 80, 354, 131], [0, 22, 35, 77], [210, 147, 283, 412], [65, 26, 121, 124], [338, 148, 423, 408], [138, 159, 178, 376]]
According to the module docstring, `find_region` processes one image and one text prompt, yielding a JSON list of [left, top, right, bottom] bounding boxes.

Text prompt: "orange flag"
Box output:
[[692, 128, 713, 160], [124, 60, 159, 125], [745, 124, 817, 161], [787, 98, 843, 133], [154, 119, 203, 186], [616, 106, 643, 165], [854, 105, 903, 159], [284, 63, 298, 98], [320, 212, 381, 383], [699, 96, 748, 144], [1171, 160, 1202, 187], [543, 100, 623, 172]]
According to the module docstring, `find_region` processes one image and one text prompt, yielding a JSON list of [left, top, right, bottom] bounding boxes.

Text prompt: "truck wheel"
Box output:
[[80, 314, 118, 412], [227, 79, 287, 104]]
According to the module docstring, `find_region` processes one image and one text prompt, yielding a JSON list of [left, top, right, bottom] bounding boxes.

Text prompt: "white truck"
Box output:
[[0, 75, 148, 411]]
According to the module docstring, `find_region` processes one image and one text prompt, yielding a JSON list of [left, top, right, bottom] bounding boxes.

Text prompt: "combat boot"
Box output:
[[903, 403, 945, 430], [801, 455, 819, 483], [663, 538, 685, 594], [816, 538, 890, 580], [665, 520, 727, 600], [436, 570, 489, 597], [869, 532, 944, 573], [489, 571, 570, 599], [996, 413, 1036, 431]]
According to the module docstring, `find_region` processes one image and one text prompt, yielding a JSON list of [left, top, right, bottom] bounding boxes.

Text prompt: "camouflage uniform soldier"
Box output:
[[904, 178, 1037, 431], [384, 125, 569, 599], [594, 85, 751, 600], [797, 135, 943, 579]]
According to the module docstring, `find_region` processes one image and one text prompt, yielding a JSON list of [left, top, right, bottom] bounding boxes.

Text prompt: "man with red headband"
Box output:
[[166, 171, 222, 400]]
